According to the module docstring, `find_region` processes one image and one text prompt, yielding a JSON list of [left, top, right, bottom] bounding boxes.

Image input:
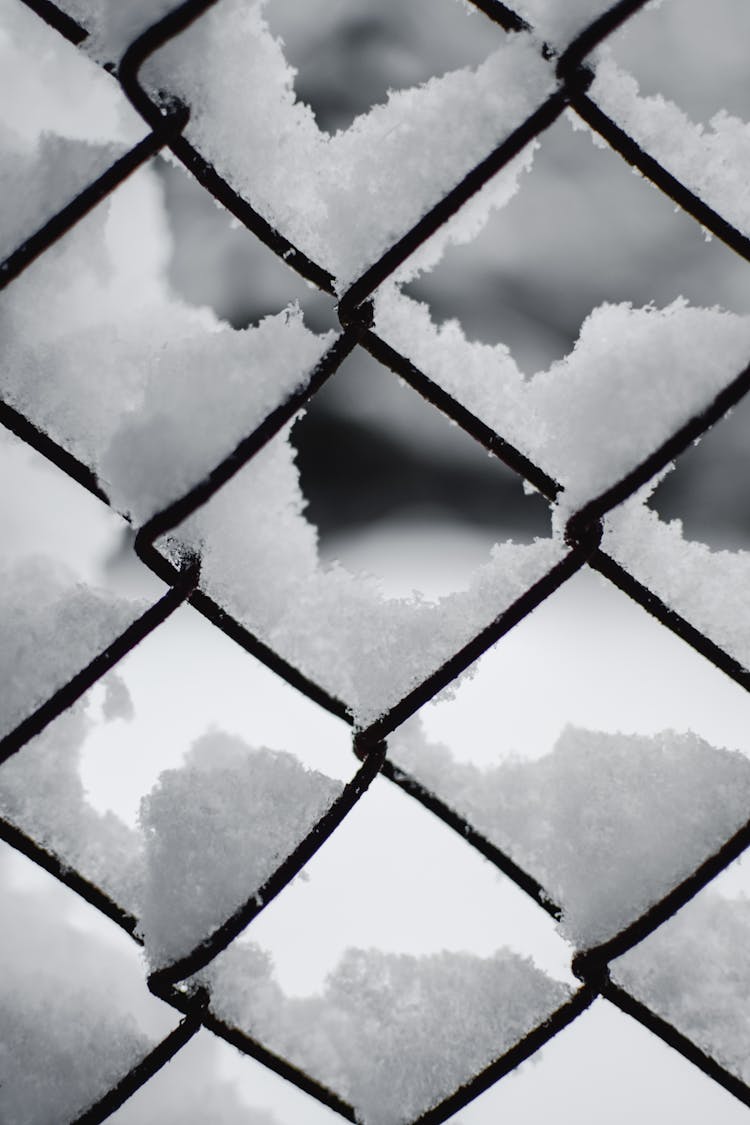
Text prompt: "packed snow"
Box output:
[[613, 891, 750, 1084], [205, 942, 570, 1125], [0, 557, 143, 741], [586, 55, 750, 238], [375, 287, 750, 516], [390, 720, 750, 947], [150, 0, 555, 286], [138, 731, 342, 967]]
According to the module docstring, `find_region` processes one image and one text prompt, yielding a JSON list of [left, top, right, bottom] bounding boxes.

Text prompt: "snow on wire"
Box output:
[[2, 0, 750, 1121]]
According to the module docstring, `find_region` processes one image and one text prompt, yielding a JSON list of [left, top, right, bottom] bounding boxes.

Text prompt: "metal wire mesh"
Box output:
[[3, 0, 750, 1120]]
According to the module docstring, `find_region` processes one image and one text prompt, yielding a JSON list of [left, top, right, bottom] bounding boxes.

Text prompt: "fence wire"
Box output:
[[2, 0, 750, 1120]]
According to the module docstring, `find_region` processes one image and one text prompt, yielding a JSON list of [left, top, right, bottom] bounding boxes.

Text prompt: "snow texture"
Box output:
[[0, 167, 333, 523], [588, 54, 750, 238], [0, 694, 341, 969], [205, 942, 569, 1125], [181, 425, 563, 725], [603, 498, 750, 671], [139, 732, 342, 967], [152, 0, 554, 286], [613, 892, 750, 1084], [0, 557, 142, 740], [391, 721, 750, 948], [0, 867, 151, 1125], [0, 705, 144, 910], [0, 0, 141, 260], [375, 287, 750, 515]]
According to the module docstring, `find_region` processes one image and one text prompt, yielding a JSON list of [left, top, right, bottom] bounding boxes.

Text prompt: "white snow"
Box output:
[[391, 719, 750, 948], [613, 891, 750, 1084], [510, 0, 616, 48], [0, 0, 142, 261], [0, 704, 144, 910], [0, 861, 152, 1125], [151, 0, 554, 286], [0, 166, 334, 523], [603, 498, 750, 671], [205, 941, 570, 1125], [0, 557, 143, 740], [375, 287, 750, 516], [587, 54, 750, 238], [111, 1032, 283, 1125], [180, 425, 563, 725], [53, 0, 179, 64], [138, 731, 342, 967]]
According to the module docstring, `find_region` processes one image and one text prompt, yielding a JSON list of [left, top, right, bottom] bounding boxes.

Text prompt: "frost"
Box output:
[[375, 287, 750, 515], [603, 500, 750, 670], [205, 942, 569, 1125], [151, 0, 554, 286], [589, 56, 750, 237], [0, 557, 143, 741], [613, 892, 750, 1084], [181, 427, 563, 725], [139, 732, 342, 968], [391, 721, 750, 948], [0, 866, 151, 1125], [0, 167, 333, 523]]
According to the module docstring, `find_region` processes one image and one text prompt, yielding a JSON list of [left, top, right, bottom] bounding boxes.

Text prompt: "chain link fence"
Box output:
[[2, 0, 750, 1120]]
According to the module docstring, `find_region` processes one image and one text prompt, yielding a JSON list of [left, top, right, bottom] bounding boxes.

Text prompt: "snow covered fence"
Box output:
[[3, 0, 750, 1121]]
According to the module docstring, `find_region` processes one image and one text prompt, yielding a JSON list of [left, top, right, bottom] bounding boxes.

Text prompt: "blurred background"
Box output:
[[159, 0, 750, 567]]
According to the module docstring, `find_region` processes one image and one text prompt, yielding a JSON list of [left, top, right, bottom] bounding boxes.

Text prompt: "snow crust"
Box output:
[[613, 892, 750, 1083], [391, 721, 750, 947], [205, 942, 569, 1125], [138, 731, 342, 967], [588, 55, 750, 238], [375, 287, 750, 515], [152, 0, 554, 286], [0, 168, 333, 524], [0, 558, 142, 740], [182, 428, 563, 724]]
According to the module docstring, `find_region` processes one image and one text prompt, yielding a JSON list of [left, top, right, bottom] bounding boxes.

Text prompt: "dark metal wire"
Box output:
[[3, 0, 750, 1120]]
